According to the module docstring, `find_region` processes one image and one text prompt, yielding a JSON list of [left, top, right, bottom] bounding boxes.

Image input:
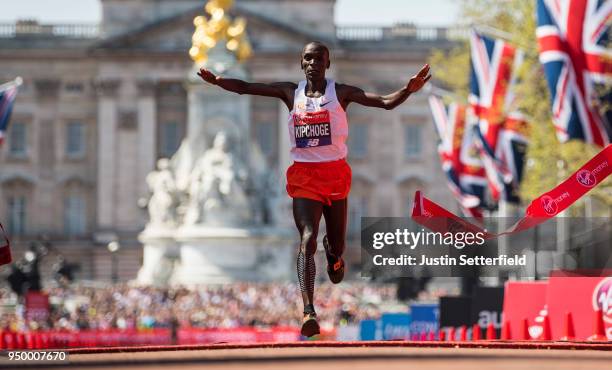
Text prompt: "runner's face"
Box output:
[[301, 45, 329, 81]]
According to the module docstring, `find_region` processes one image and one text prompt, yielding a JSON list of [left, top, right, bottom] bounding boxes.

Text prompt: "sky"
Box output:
[[0, 0, 460, 26]]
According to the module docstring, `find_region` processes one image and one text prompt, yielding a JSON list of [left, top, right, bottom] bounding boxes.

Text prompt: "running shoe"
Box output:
[[301, 312, 320, 337], [323, 235, 345, 284]]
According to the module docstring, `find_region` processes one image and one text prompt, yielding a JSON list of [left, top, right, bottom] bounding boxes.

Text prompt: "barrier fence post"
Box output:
[[25, 332, 34, 349], [427, 330, 435, 341], [560, 312, 575, 341], [472, 324, 481, 340], [458, 325, 467, 341], [486, 323, 496, 340], [541, 316, 552, 341], [520, 318, 529, 340], [17, 332, 25, 349], [448, 327, 456, 341], [587, 309, 607, 341], [501, 320, 511, 340]]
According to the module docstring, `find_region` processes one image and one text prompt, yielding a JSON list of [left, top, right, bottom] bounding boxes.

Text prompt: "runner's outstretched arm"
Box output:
[[338, 64, 431, 110], [197, 67, 296, 109]]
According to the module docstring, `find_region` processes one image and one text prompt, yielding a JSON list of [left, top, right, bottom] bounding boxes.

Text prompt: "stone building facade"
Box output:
[[0, 0, 458, 282]]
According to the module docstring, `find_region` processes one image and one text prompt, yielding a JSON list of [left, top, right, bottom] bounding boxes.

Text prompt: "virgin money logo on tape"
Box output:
[[539, 192, 571, 216], [541, 195, 557, 216], [592, 277, 612, 324], [576, 169, 596, 188]]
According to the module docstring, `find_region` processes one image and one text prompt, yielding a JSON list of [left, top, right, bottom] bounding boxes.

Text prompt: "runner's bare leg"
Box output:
[[293, 197, 323, 310], [322, 198, 348, 260]]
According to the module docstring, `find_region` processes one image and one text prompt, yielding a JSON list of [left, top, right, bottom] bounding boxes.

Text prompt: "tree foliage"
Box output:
[[428, 0, 611, 214]]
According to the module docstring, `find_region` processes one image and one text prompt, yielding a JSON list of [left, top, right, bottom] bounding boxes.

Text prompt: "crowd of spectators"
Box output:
[[0, 282, 407, 332]]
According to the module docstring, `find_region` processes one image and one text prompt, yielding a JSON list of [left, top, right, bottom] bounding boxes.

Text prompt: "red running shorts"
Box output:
[[286, 159, 352, 205]]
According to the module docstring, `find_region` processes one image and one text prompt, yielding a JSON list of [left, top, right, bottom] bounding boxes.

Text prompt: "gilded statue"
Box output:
[[189, 0, 252, 65]]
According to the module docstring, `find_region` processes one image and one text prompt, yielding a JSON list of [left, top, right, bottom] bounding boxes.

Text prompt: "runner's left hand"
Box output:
[[406, 64, 432, 93]]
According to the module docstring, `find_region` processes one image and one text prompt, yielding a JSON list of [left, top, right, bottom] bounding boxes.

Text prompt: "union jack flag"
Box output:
[[469, 30, 529, 203], [536, 0, 612, 147], [0, 79, 20, 146], [429, 95, 488, 219], [0, 222, 11, 266]]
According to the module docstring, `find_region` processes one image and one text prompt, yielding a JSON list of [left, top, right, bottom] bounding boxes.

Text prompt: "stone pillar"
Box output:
[[137, 79, 157, 196], [179, 64, 251, 190], [94, 79, 120, 230], [276, 101, 293, 227], [278, 101, 291, 175], [33, 79, 61, 233]]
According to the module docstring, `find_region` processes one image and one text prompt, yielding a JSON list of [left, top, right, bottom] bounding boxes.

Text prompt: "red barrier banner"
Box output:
[[48, 328, 171, 348], [0, 326, 332, 349], [3, 327, 318, 349], [502, 281, 549, 340], [177, 327, 302, 344], [412, 144, 612, 238], [502, 274, 612, 341], [546, 274, 612, 341]]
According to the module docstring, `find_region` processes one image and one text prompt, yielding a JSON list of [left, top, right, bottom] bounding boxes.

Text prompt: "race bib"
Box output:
[[293, 110, 332, 148]]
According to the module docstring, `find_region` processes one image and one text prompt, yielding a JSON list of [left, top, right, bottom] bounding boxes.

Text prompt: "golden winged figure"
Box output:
[[189, 0, 252, 64]]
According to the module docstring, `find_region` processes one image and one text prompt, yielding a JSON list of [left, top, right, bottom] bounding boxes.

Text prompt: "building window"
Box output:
[[65, 82, 84, 93], [9, 123, 27, 157], [256, 122, 274, 156], [160, 122, 180, 157], [66, 122, 85, 157], [7, 196, 26, 235], [404, 125, 422, 158], [64, 195, 86, 235], [348, 124, 368, 159]]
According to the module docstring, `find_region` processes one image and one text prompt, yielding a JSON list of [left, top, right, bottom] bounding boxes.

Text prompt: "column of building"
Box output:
[[136, 79, 157, 197], [33, 79, 61, 233], [93, 79, 120, 234]]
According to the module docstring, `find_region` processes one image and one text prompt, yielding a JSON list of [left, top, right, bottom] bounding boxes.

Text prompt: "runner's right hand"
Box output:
[[197, 68, 218, 85]]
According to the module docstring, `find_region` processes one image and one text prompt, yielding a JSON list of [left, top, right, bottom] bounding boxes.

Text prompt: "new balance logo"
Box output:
[[306, 139, 319, 147]]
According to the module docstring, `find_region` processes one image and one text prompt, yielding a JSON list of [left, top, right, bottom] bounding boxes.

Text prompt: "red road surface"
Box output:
[[2, 342, 611, 370]]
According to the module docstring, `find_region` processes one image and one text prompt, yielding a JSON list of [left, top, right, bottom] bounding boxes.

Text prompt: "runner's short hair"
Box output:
[[303, 41, 329, 58]]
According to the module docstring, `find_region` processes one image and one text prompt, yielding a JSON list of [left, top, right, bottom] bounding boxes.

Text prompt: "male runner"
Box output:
[[198, 41, 431, 337]]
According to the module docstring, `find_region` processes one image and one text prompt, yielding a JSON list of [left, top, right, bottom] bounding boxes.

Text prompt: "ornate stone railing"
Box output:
[[0, 22, 100, 38], [0, 21, 466, 42], [336, 25, 468, 41]]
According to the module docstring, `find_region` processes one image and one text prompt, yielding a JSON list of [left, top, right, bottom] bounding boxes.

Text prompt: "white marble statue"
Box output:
[[184, 131, 251, 226], [145, 158, 177, 227]]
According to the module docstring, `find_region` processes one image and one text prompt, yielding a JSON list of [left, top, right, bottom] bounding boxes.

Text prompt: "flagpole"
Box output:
[[0, 77, 23, 92], [471, 24, 530, 50], [498, 197, 509, 267], [556, 160, 570, 267], [424, 84, 461, 99], [473, 24, 513, 41]]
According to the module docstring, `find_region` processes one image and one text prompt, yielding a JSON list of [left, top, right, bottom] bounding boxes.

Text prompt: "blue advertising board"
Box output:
[[381, 312, 411, 340], [409, 303, 439, 335], [359, 319, 378, 340]]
